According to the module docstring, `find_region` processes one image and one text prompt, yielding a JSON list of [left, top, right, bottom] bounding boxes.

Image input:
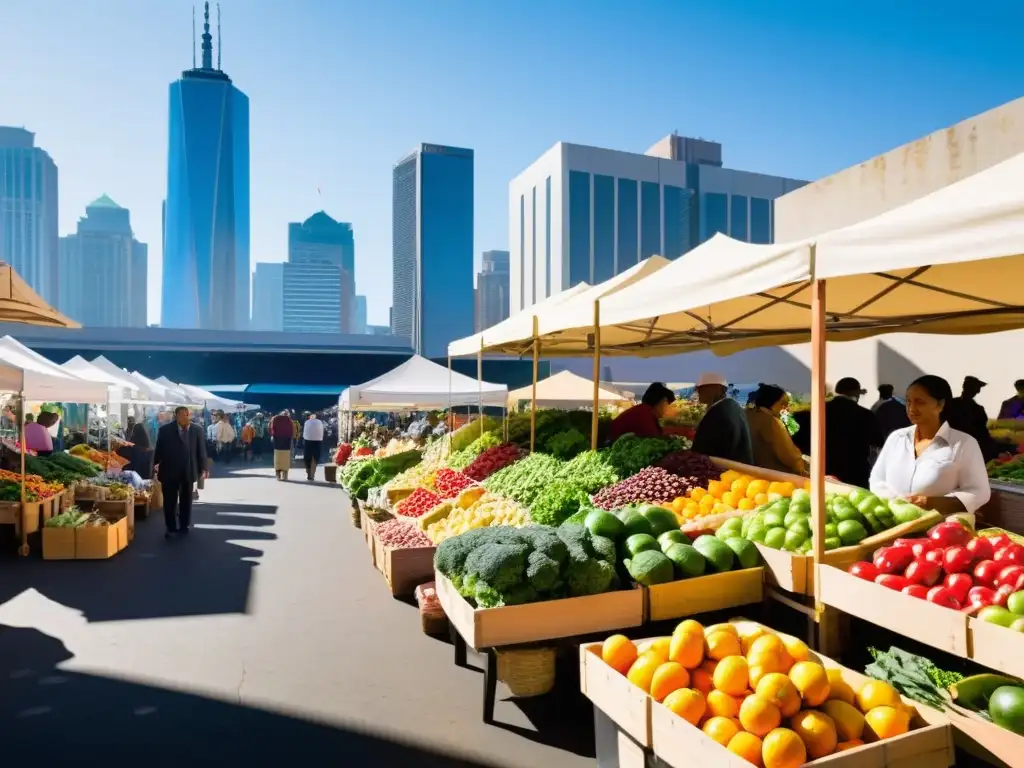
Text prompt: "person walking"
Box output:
[[303, 412, 325, 481], [271, 410, 294, 480], [251, 413, 267, 461], [241, 420, 255, 461], [153, 405, 207, 539], [214, 411, 236, 464]]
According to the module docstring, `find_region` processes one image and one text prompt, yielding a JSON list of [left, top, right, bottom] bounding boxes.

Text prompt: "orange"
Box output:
[[700, 658, 719, 675], [720, 469, 741, 484], [691, 668, 714, 695], [826, 668, 856, 705], [737, 497, 756, 511], [780, 636, 810, 663], [663, 687, 705, 726], [777, 481, 795, 497], [601, 635, 638, 675], [706, 689, 741, 719], [790, 709, 838, 759], [669, 627, 705, 669], [721, 490, 741, 508], [706, 630, 741, 660], [789, 661, 830, 707], [731, 476, 752, 495], [671, 497, 685, 514], [753, 492, 769, 506], [702, 716, 741, 747], [738, 625, 769, 655], [761, 727, 807, 768], [675, 619, 705, 635], [650, 662, 690, 703], [727, 731, 763, 766], [713, 656, 749, 696], [863, 705, 910, 742], [755, 673, 802, 719], [640, 637, 672, 662], [836, 738, 865, 752], [626, 652, 663, 693], [707, 480, 728, 498], [700, 493, 717, 509], [747, 634, 794, 676], [739, 694, 781, 737], [821, 700, 865, 742], [746, 479, 769, 499], [856, 680, 902, 713], [689, 487, 707, 501]]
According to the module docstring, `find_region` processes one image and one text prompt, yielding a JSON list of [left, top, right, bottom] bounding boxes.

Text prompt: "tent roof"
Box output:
[[507, 370, 632, 406], [343, 355, 508, 410], [61, 355, 142, 398], [0, 263, 81, 328], [0, 337, 109, 402], [127, 371, 188, 404]]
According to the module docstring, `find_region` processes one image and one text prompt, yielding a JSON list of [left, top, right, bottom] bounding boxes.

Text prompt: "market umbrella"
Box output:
[[0, 262, 80, 328]]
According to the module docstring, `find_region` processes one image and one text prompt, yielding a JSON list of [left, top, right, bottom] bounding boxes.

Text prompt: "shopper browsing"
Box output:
[[302, 412, 325, 481], [745, 384, 808, 476], [690, 372, 753, 465], [608, 383, 675, 442]]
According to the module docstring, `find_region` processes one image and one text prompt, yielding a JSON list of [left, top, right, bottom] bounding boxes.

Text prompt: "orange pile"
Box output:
[[671, 470, 808, 521], [601, 620, 912, 766]]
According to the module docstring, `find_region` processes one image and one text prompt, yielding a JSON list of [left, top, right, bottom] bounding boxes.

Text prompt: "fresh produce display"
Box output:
[[592, 467, 689, 510], [463, 443, 523, 482], [506, 409, 610, 455], [988, 453, 1024, 485], [600, 619, 918, 763], [25, 452, 103, 484], [750, 486, 925, 555], [865, 647, 962, 712], [657, 451, 721, 486], [69, 444, 130, 469], [445, 432, 502, 471], [555, 450, 619, 494], [482, 453, 564, 507], [434, 522, 618, 607], [340, 449, 423, 500], [0, 469, 63, 500], [395, 488, 443, 518], [423, 416, 500, 463], [333, 443, 353, 466], [953, 673, 1024, 736], [44, 507, 109, 527], [848, 519, 1024, 616], [374, 437, 419, 458], [374, 517, 433, 549], [432, 468, 476, 500], [422, 492, 530, 543], [529, 480, 591, 526], [545, 428, 589, 460], [672, 467, 793, 523], [385, 457, 441, 492], [605, 433, 690, 478], [102, 482, 133, 501]]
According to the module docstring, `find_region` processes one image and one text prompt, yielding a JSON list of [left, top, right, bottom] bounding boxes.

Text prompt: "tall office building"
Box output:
[[250, 261, 283, 331], [0, 127, 59, 304], [509, 134, 806, 312], [282, 211, 354, 334], [162, 2, 250, 330], [57, 195, 147, 327], [391, 143, 474, 358], [354, 294, 368, 334], [475, 249, 510, 332]]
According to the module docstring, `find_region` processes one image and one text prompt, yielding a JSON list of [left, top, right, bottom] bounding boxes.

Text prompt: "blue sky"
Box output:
[[1, 1, 1022, 326]]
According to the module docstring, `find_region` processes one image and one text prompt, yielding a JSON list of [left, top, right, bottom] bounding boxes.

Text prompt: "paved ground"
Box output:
[[0, 463, 595, 767]]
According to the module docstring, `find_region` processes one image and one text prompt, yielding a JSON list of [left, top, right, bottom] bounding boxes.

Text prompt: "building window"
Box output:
[[617, 178, 638, 270], [593, 175, 614, 282], [750, 197, 770, 243], [730, 195, 748, 240], [663, 185, 694, 260], [568, 171, 591, 285], [545, 176, 551, 296], [531, 186, 537, 305], [704, 193, 728, 239], [640, 181, 660, 260], [519, 195, 525, 306]]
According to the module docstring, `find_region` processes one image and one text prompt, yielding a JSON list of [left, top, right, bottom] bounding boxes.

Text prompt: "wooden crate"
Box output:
[[436, 572, 644, 651], [945, 707, 1024, 768], [43, 517, 128, 560], [645, 567, 764, 622], [967, 616, 1024, 678], [96, 498, 135, 539], [61, 486, 75, 511], [580, 642, 653, 747], [0, 500, 42, 535], [380, 544, 436, 597], [74, 483, 107, 502]]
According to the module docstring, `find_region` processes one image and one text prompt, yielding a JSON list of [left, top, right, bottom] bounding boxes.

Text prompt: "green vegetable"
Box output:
[[545, 428, 589, 460], [586, 509, 625, 540], [529, 480, 590, 526], [556, 450, 619, 493], [482, 453, 564, 507], [692, 535, 735, 573], [664, 542, 706, 578], [605, 433, 687, 478], [625, 549, 674, 586], [989, 686, 1024, 735], [865, 646, 953, 712]]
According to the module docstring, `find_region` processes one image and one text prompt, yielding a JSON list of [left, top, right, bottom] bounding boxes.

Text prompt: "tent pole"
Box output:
[[18, 392, 27, 556], [591, 300, 601, 450], [478, 341, 484, 439], [530, 317, 539, 454]]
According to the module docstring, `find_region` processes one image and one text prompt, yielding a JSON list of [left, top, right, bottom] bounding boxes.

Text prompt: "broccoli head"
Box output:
[[526, 550, 561, 592], [517, 524, 568, 565], [589, 533, 616, 566], [565, 557, 616, 597], [461, 540, 529, 596], [434, 527, 491, 589]]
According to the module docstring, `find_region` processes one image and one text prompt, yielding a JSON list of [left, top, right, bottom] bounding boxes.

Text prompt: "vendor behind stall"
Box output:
[[608, 383, 675, 442], [690, 372, 754, 464], [746, 384, 808, 476]]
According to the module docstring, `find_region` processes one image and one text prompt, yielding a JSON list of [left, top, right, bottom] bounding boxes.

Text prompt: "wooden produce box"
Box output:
[[74, 483, 107, 502], [96, 497, 135, 539], [0, 500, 42, 535], [580, 639, 654, 747], [360, 507, 376, 568], [645, 567, 765, 622], [967, 616, 1024, 679], [61, 486, 75, 511], [379, 544, 436, 597], [945, 707, 1024, 768], [436, 572, 644, 652], [133, 494, 152, 519], [42, 516, 129, 560]]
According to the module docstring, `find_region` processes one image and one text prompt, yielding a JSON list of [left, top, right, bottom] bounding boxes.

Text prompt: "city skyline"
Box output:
[[2, 2, 1023, 327]]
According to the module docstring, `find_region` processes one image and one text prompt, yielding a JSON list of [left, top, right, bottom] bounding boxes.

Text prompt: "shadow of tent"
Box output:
[[0, 502, 278, 622], [876, 341, 926, 393], [0, 624, 499, 766]]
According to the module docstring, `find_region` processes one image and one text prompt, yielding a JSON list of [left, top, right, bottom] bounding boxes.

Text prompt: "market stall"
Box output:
[[506, 370, 632, 410]]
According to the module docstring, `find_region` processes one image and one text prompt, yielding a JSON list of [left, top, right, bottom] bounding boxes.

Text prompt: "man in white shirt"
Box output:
[[302, 412, 325, 481]]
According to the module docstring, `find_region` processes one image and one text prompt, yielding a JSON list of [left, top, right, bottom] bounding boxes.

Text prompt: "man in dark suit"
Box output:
[[690, 373, 755, 465], [825, 377, 883, 488], [153, 406, 207, 538]]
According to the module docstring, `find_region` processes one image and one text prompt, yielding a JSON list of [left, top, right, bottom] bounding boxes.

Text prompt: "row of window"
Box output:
[[703, 193, 772, 243]]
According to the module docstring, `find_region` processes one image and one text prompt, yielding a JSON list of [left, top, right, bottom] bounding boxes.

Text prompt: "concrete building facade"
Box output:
[[251, 262, 283, 331], [475, 249, 510, 332]]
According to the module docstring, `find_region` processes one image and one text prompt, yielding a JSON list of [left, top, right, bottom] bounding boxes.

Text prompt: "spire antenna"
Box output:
[[217, 3, 221, 70], [200, 1, 213, 69], [192, 6, 196, 68]]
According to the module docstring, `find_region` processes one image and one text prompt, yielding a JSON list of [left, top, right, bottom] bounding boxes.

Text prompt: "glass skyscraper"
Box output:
[[284, 211, 355, 334], [250, 261, 283, 331], [0, 127, 59, 305], [162, 3, 249, 330], [475, 250, 510, 332], [391, 143, 474, 358]]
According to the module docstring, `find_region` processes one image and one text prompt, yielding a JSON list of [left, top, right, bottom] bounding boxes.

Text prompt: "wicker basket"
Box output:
[[365, 507, 394, 524], [350, 499, 361, 528], [415, 582, 448, 635], [496, 647, 556, 698], [324, 464, 338, 483]]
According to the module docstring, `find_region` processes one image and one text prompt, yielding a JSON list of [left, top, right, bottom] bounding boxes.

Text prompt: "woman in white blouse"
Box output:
[[870, 375, 991, 521]]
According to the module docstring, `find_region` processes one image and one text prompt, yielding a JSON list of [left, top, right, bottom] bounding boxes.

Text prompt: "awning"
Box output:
[[507, 370, 632, 408], [342, 355, 507, 410], [0, 337, 109, 402]]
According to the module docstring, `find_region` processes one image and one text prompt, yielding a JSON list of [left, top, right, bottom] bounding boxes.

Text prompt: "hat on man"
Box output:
[[835, 377, 867, 396], [696, 372, 728, 389], [964, 375, 987, 388]]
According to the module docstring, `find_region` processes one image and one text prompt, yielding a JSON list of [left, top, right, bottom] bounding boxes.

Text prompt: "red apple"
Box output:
[[996, 545, 1024, 566], [911, 540, 937, 558], [974, 559, 1003, 588], [966, 537, 994, 562], [876, 574, 911, 591], [926, 586, 962, 610], [929, 521, 973, 548], [902, 584, 930, 599], [944, 572, 974, 603], [905, 559, 942, 587], [848, 561, 880, 581], [967, 585, 998, 608], [876, 547, 915, 575], [943, 546, 974, 574], [996, 565, 1024, 589], [987, 534, 1013, 552], [924, 549, 946, 568]]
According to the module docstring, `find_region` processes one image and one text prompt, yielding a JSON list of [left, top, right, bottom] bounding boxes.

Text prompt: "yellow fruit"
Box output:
[[663, 688, 705, 726], [703, 716, 740, 747], [720, 469, 741, 484], [747, 635, 794, 676], [722, 490, 742, 508], [706, 631, 741, 661], [746, 479, 769, 499], [790, 709, 838, 759], [675, 619, 705, 635], [707, 480, 728, 498], [626, 653, 662, 693], [863, 705, 910, 742], [748, 665, 771, 689], [706, 689, 742, 719], [738, 497, 756, 511], [671, 497, 686, 514], [821, 700, 866, 742], [856, 680, 902, 713], [669, 627, 705, 669], [747, 633, 786, 661], [826, 669, 856, 705], [753, 492, 770, 505], [727, 731, 764, 766], [731, 476, 751, 494], [778, 481, 795, 498], [690, 486, 707, 501], [789, 661, 830, 707], [650, 662, 691, 703], [738, 625, 768, 655], [601, 635, 638, 675], [756, 673, 802, 718], [639, 637, 672, 662], [713, 656, 750, 696], [739, 695, 781, 737], [836, 738, 865, 752], [700, 493, 717, 508], [761, 728, 807, 768], [781, 636, 809, 663], [691, 668, 714, 695]]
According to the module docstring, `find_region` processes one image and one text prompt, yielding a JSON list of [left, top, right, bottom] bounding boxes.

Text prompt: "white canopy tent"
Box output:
[[340, 355, 508, 411], [177, 383, 259, 412], [127, 371, 189, 405], [89, 356, 174, 404], [507, 370, 632, 409], [61, 355, 142, 402], [0, 337, 110, 403]]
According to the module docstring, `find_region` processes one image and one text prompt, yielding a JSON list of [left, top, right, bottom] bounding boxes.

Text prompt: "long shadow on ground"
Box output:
[[0, 624, 498, 767], [0, 500, 276, 622]]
